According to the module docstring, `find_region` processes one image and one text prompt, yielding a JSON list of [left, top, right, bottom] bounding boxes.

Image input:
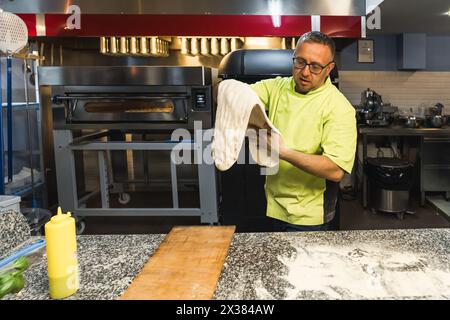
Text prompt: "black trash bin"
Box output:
[[366, 157, 414, 219]]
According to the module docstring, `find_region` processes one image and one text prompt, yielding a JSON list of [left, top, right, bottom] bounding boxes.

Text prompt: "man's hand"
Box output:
[[251, 128, 287, 157], [268, 131, 289, 160]]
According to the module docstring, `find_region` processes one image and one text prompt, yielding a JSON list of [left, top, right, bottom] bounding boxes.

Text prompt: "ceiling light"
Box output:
[[268, 0, 282, 28]]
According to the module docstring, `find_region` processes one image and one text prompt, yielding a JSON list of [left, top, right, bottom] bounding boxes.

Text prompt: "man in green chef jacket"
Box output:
[[251, 31, 357, 232]]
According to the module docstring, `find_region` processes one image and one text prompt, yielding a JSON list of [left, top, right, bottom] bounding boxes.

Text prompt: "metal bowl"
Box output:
[[401, 116, 424, 128], [426, 115, 447, 128]]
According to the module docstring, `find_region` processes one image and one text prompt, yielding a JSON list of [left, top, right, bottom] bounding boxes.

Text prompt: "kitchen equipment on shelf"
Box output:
[[366, 157, 415, 220], [402, 115, 425, 128], [427, 115, 445, 128], [425, 103, 447, 128], [398, 107, 425, 128], [356, 88, 397, 127]]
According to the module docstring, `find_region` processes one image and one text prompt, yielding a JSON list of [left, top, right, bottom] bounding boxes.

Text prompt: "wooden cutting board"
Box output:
[[120, 225, 236, 300]]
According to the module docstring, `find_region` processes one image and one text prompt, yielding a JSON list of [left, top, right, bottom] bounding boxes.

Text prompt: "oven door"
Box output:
[[62, 94, 189, 123]]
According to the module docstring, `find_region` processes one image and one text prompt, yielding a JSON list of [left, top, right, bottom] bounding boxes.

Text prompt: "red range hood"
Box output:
[[17, 14, 363, 38]]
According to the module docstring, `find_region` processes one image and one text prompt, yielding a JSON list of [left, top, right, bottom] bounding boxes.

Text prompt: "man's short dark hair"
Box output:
[[296, 31, 335, 59]]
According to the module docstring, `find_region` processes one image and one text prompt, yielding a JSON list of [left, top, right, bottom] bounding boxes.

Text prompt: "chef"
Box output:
[[250, 31, 357, 231]]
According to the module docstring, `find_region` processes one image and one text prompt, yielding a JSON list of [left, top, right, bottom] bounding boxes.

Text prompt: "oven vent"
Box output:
[[100, 36, 171, 57], [178, 37, 244, 56]]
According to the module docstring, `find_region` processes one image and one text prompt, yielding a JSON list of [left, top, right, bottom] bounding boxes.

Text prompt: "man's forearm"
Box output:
[[280, 148, 344, 182]]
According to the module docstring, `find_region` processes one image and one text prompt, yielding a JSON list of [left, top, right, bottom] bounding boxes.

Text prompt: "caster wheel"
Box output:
[[76, 220, 86, 235], [370, 208, 377, 215], [396, 212, 405, 220], [118, 192, 131, 205]]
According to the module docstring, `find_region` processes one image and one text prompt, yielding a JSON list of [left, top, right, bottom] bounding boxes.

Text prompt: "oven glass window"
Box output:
[[84, 99, 175, 113]]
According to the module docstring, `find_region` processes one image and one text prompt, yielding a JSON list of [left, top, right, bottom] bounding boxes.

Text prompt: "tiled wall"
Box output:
[[339, 71, 450, 115]]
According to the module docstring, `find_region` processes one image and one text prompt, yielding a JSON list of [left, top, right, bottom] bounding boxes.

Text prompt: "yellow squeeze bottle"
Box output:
[[44, 207, 79, 299]]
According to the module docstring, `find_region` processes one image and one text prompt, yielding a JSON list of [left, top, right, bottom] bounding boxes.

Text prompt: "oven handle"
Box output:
[[52, 94, 191, 103]]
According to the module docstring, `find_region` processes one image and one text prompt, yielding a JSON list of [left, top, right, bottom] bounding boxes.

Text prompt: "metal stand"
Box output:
[[358, 127, 450, 209], [53, 129, 219, 224], [420, 136, 450, 206]]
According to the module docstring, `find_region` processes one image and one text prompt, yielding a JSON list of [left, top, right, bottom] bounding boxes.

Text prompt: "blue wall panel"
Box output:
[[340, 34, 450, 71]]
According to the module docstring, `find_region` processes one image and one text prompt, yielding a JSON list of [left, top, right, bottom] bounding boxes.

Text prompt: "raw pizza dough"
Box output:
[[212, 79, 281, 171]]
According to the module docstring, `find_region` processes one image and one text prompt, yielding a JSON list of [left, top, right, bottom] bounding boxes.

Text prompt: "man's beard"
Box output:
[[295, 83, 312, 94]]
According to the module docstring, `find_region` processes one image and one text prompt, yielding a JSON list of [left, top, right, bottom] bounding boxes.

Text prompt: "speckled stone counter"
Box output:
[[0, 210, 31, 258], [4, 228, 450, 300], [4, 234, 165, 300], [214, 228, 450, 300]]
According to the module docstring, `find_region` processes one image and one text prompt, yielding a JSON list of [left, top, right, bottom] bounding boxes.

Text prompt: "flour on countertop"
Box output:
[[277, 244, 450, 299]]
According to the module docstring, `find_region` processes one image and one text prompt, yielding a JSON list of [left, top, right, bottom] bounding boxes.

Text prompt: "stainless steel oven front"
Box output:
[[41, 66, 214, 131]]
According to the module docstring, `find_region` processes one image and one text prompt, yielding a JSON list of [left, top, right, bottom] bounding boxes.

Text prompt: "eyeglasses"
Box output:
[[292, 57, 334, 75]]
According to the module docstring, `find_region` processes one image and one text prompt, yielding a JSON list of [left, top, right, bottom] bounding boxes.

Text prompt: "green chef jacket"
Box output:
[[251, 76, 357, 226]]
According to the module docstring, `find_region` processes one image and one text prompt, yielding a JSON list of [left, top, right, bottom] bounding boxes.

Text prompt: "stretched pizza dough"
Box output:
[[212, 79, 281, 171]]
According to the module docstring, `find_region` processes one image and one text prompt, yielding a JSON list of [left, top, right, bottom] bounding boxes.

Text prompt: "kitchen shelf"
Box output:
[[1, 101, 47, 207], [1, 102, 40, 110], [3, 150, 42, 156], [1, 56, 48, 210], [5, 181, 45, 197]]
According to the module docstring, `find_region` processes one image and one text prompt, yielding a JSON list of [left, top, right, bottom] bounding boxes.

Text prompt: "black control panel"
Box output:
[[192, 89, 208, 109]]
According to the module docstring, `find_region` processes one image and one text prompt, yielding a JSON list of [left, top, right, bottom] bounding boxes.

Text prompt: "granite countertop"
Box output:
[[214, 228, 450, 300], [3, 234, 165, 300], [1, 210, 166, 300], [0, 210, 32, 258], [3, 226, 449, 300]]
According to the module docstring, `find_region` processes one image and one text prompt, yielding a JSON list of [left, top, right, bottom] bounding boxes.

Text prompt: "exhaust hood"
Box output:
[[2, 0, 368, 38], [0, 0, 367, 15]]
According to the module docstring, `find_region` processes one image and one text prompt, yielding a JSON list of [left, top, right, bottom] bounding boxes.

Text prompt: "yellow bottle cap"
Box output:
[[50, 207, 71, 223]]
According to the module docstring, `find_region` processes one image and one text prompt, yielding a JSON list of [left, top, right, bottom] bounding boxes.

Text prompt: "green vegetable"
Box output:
[[0, 277, 15, 299], [0, 256, 29, 274], [0, 273, 14, 285], [11, 275, 25, 294], [13, 257, 29, 271], [0, 257, 29, 299]]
